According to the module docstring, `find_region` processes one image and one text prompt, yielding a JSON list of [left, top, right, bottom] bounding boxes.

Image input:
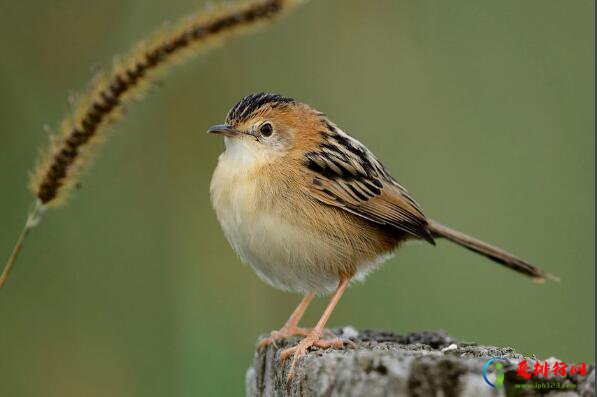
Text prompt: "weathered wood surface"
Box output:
[[246, 328, 594, 397]]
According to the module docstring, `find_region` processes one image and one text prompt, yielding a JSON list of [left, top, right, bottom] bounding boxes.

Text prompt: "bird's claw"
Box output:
[[257, 326, 312, 349], [280, 333, 355, 380]]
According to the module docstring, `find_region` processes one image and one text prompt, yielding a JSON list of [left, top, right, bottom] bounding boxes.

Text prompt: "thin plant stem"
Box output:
[[0, 201, 43, 288]]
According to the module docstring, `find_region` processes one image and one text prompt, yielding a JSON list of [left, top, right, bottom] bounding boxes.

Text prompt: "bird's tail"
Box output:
[[427, 220, 558, 282]]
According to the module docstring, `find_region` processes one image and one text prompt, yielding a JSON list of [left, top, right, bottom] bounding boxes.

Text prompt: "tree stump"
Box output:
[[246, 328, 594, 397]]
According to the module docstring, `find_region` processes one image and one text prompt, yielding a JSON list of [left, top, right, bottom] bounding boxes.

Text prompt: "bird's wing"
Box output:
[[302, 129, 434, 244]]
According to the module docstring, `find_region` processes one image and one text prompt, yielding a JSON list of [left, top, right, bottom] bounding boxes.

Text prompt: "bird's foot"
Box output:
[[258, 326, 312, 349], [258, 327, 338, 349], [279, 330, 356, 380]]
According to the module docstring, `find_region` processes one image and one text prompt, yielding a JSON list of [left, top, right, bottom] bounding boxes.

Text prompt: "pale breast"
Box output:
[[209, 141, 400, 294]]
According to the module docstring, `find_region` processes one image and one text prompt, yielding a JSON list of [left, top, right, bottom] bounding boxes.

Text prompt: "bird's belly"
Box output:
[[215, 202, 347, 293], [210, 160, 397, 294]]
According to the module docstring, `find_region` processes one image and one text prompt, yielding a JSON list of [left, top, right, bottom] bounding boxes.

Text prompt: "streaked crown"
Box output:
[[225, 92, 295, 126]]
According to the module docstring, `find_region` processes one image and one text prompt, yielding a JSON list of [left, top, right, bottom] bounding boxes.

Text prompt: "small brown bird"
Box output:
[[208, 92, 555, 375]]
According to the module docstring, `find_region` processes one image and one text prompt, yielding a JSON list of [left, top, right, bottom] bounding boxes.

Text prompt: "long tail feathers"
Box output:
[[428, 220, 559, 283]]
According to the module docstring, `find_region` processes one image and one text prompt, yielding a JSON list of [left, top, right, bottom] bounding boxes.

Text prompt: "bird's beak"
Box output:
[[207, 124, 240, 137]]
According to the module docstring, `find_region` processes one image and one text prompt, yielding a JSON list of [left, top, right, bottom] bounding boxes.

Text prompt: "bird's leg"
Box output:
[[258, 291, 316, 349], [280, 277, 355, 380]]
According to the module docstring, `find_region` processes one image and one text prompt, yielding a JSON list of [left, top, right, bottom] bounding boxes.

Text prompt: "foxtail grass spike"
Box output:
[[1, 0, 304, 289]]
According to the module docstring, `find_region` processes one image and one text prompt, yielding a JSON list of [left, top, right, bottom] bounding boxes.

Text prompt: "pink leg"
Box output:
[[258, 291, 316, 348], [280, 278, 354, 379]]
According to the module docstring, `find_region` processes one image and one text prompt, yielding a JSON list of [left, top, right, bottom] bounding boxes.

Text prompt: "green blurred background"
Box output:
[[0, 0, 593, 395]]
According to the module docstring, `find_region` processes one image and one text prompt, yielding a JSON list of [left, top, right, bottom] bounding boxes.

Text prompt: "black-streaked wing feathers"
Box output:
[[303, 127, 435, 244]]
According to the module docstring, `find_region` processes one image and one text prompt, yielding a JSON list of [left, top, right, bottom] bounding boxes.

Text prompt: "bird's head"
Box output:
[[208, 93, 324, 164]]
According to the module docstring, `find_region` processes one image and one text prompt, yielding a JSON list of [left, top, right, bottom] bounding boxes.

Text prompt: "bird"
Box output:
[[207, 92, 556, 377]]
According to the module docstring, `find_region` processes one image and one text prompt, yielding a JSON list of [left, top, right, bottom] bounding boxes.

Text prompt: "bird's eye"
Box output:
[[259, 122, 273, 137]]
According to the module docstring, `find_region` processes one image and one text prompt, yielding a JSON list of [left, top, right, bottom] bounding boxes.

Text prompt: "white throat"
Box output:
[[220, 137, 279, 170]]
